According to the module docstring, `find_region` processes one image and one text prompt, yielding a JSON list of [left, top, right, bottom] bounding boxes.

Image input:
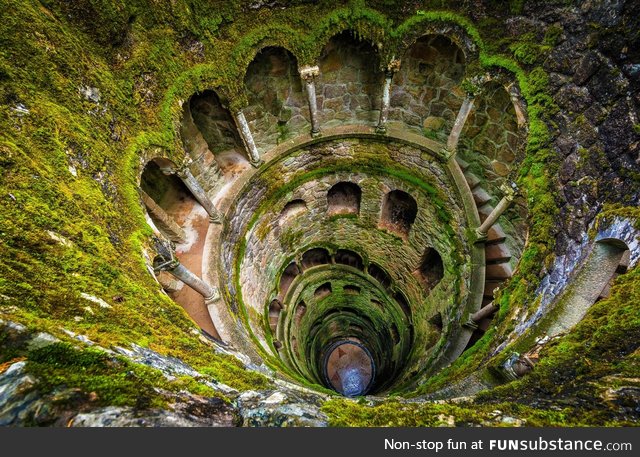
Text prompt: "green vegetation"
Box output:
[[0, 0, 635, 426]]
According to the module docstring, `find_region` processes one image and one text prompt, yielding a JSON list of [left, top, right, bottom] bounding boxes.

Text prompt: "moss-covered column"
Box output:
[[476, 183, 517, 240], [446, 95, 475, 153], [233, 110, 263, 167], [174, 164, 223, 224], [300, 65, 321, 137], [376, 59, 401, 134], [139, 189, 187, 243]]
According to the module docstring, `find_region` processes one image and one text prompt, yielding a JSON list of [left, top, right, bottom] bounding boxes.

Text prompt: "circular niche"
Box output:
[[220, 136, 482, 395]]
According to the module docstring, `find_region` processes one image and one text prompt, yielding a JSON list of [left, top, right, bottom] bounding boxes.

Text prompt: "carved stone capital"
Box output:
[[299, 65, 320, 81], [386, 58, 401, 74], [500, 182, 518, 202]]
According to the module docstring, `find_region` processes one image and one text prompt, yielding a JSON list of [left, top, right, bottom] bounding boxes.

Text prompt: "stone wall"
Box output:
[[389, 35, 466, 138], [244, 47, 311, 153], [316, 32, 383, 128], [219, 138, 474, 377]]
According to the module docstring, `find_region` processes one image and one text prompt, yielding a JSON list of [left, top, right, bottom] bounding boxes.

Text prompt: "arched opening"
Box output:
[[244, 46, 306, 149], [545, 238, 631, 338], [343, 285, 361, 295], [428, 312, 443, 332], [294, 301, 307, 326], [279, 199, 307, 225], [278, 262, 301, 298], [269, 299, 283, 334], [367, 263, 392, 289], [140, 159, 192, 244], [301, 248, 331, 270], [141, 158, 219, 338], [327, 182, 361, 216], [317, 30, 382, 127], [416, 247, 444, 291], [394, 292, 412, 321], [189, 90, 249, 172], [394, 34, 466, 136], [335, 249, 364, 270], [379, 190, 418, 238], [314, 282, 333, 299]]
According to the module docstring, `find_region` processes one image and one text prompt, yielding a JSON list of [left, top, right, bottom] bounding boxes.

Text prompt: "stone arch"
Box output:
[[301, 248, 331, 270], [278, 262, 302, 299], [269, 299, 283, 333], [545, 238, 631, 338], [141, 157, 220, 338], [279, 199, 307, 225], [188, 89, 251, 172], [243, 46, 308, 152], [416, 247, 444, 291], [315, 282, 333, 299], [334, 249, 364, 270], [294, 301, 307, 326], [316, 30, 383, 128], [367, 263, 392, 289], [391, 34, 466, 137], [327, 181, 362, 216], [379, 190, 418, 238], [140, 158, 193, 244], [459, 81, 521, 184]]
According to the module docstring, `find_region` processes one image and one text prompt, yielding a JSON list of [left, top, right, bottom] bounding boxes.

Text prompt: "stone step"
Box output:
[[617, 250, 630, 274], [463, 171, 482, 189], [478, 203, 493, 222], [485, 243, 512, 263], [472, 187, 492, 206], [456, 156, 470, 171], [486, 262, 513, 280], [485, 224, 507, 245]]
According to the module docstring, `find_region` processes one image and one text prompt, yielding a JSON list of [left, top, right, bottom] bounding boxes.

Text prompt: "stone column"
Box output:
[[447, 95, 475, 153], [376, 59, 401, 134], [470, 302, 498, 323], [476, 183, 517, 240], [154, 251, 220, 303], [172, 164, 223, 224], [299, 65, 321, 137], [139, 189, 187, 243], [233, 110, 262, 167]]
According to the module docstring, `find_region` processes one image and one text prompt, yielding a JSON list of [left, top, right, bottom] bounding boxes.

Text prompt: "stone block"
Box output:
[[423, 116, 446, 131]]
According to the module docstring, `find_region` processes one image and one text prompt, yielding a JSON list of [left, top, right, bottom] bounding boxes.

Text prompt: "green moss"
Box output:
[[26, 342, 176, 408]]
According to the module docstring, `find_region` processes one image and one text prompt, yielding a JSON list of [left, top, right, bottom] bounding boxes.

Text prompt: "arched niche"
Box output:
[[459, 81, 521, 183], [367, 263, 392, 290], [327, 182, 361, 216], [244, 46, 307, 150], [316, 30, 382, 127], [301, 248, 331, 270], [392, 34, 466, 136], [314, 282, 333, 299], [188, 90, 250, 170], [379, 190, 418, 238], [279, 199, 307, 225], [334, 249, 364, 271], [416, 247, 444, 291], [140, 158, 194, 244], [278, 262, 301, 299], [294, 301, 307, 326], [268, 299, 283, 334]]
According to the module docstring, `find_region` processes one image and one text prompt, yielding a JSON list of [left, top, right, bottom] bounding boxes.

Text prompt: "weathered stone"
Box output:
[[423, 116, 446, 131]]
